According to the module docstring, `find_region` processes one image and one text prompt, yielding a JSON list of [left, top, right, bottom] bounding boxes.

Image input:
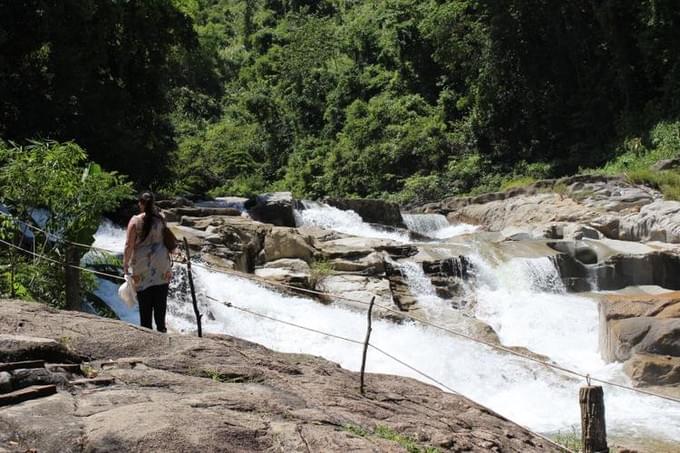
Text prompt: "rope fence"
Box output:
[[188, 258, 680, 405], [3, 213, 680, 451], [2, 217, 679, 405], [205, 294, 569, 453]]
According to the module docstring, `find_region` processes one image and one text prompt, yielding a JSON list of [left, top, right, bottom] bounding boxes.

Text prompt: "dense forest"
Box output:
[[2, 0, 680, 204]]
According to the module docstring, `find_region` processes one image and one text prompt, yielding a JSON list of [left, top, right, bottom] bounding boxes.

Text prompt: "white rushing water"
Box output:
[[91, 219, 127, 253], [402, 213, 477, 239], [295, 201, 410, 242], [91, 219, 680, 443]]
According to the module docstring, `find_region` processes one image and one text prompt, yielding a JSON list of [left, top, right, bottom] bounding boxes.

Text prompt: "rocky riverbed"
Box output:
[[159, 182, 680, 397], [4, 174, 680, 452]]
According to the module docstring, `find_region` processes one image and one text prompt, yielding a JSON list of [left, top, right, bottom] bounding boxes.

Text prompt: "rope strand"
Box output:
[[202, 294, 572, 453], [0, 237, 124, 281], [190, 258, 680, 405], [2, 224, 679, 406]]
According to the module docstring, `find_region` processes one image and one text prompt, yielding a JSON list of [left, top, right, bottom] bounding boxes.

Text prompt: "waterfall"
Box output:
[[196, 197, 247, 211], [402, 213, 477, 239], [295, 200, 410, 242], [474, 256, 601, 369], [91, 219, 127, 253], [396, 261, 437, 297]]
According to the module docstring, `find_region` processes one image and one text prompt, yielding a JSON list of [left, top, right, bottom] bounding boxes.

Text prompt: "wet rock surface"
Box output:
[[0, 301, 559, 453]]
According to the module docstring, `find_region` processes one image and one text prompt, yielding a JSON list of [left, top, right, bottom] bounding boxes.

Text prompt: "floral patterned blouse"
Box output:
[[129, 214, 172, 292]]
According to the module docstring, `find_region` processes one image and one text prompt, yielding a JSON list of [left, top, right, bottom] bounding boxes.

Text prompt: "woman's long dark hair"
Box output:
[[139, 192, 159, 241]]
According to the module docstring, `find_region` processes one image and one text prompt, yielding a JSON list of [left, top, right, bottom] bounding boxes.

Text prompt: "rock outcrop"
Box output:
[[415, 174, 680, 244], [325, 198, 406, 228], [0, 300, 559, 453], [599, 292, 680, 386], [246, 192, 297, 227]]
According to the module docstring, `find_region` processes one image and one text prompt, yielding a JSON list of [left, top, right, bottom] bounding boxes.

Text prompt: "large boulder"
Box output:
[[618, 200, 680, 243], [0, 334, 80, 363], [624, 353, 680, 386], [246, 192, 297, 227], [172, 215, 272, 273], [263, 227, 316, 263], [447, 193, 598, 232], [255, 259, 311, 288], [593, 251, 680, 291], [562, 223, 601, 240], [651, 158, 680, 171], [599, 292, 680, 386], [317, 275, 401, 320], [330, 251, 386, 275], [325, 198, 405, 228]]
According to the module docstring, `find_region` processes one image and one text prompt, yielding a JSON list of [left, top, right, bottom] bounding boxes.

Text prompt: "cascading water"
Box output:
[[402, 213, 477, 240], [474, 256, 601, 369], [90, 220, 680, 443], [295, 200, 410, 242], [182, 266, 680, 440], [91, 219, 127, 253], [196, 197, 247, 211]]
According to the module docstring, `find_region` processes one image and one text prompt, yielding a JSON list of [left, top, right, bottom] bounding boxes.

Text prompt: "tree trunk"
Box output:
[[65, 245, 81, 310]]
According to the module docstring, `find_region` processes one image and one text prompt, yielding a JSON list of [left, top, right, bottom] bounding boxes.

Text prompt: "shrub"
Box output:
[[309, 258, 334, 288], [625, 169, 680, 201], [500, 176, 536, 191]]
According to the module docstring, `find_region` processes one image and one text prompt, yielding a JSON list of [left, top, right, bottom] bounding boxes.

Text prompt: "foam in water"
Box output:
[[296, 200, 410, 242], [170, 266, 680, 440], [196, 197, 246, 211], [402, 213, 477, 239], [473, 257, 607, 372], [91, 219, 127, 253]]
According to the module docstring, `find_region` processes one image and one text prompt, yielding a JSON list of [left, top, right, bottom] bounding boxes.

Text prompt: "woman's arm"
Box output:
[[123, 217, 137, 275]]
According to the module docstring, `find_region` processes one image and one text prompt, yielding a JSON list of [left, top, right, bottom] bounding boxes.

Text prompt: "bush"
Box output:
[[597, 121, 680, 175], [500, 176, 536, 191], [626, 169, 680, 201]]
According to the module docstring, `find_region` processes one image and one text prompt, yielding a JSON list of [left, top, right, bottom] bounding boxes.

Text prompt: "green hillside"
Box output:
[[2, 1, 679, 202]]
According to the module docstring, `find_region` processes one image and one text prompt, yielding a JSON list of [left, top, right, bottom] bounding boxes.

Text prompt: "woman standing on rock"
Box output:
[[123, 192, 172, 332]]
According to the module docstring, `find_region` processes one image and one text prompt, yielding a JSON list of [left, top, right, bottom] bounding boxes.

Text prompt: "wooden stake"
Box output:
[[65, 245, 81, 310], [580, 385, 608, 453], [0, 360, 45, 372], [360, 296, 375, 395], [183, 237, 203, 338], [0, 385, 57, 406]]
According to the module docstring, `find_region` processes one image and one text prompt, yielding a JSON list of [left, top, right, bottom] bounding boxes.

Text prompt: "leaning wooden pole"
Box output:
[[580, 384, 608, 453], [359, 296, 376, 395], [183, 237, 203, 338]]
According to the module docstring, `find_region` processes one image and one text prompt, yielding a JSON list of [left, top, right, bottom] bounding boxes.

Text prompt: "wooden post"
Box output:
[[9, 246, 16, 298], [64, 245, 81, 310], [580, 385, 608, 453], [359, 296, 376, 395], [183, 237, 203, 338]]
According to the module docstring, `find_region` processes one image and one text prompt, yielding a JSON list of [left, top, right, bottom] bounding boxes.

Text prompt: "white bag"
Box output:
[[118, 275, 138, 308]]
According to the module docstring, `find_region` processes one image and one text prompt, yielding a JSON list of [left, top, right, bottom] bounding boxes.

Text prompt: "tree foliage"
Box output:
[[0, 140, 132, 306], [2, 1, 680, 203]]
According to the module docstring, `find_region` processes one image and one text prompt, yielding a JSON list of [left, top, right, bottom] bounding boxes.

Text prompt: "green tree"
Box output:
[[0, 141, 132, 309]]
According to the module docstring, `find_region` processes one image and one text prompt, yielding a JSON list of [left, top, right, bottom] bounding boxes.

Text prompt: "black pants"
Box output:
[[137, 284, 169, 332]]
